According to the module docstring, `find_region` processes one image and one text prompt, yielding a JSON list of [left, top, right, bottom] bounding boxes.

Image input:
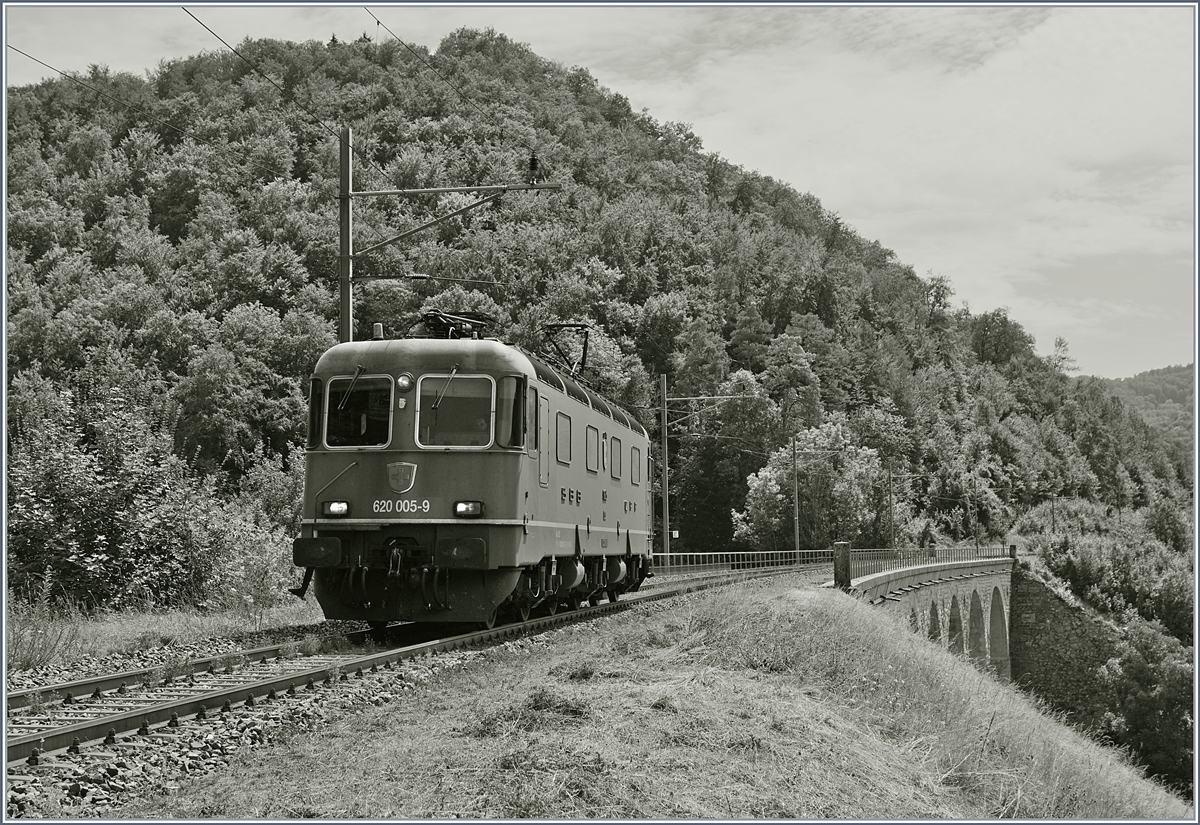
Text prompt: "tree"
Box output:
[[1098, 620, 1194, 792], [674, 370, 780, 554], [671, 317, 729, 398], [732, 420, 888, 550], [969, 308, 1035, 368], [786, 313, 854, 412], [635, 291, 687, 378], [728, 302, 772, 373], [762, 332, 822, 431]]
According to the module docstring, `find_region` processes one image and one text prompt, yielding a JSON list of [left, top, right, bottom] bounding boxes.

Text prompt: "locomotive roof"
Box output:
[[314, 336, 527, 374], [312, 337, 648, 438]]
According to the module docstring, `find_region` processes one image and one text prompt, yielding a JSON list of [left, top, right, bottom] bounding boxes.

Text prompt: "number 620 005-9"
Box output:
[[373, 499, 430, 514]]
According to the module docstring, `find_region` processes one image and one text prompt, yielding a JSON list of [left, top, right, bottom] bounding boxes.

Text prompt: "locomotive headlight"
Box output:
[[453, 500, 485, 518], [322, 500, 351, 517], [396, 372, 415, 392]]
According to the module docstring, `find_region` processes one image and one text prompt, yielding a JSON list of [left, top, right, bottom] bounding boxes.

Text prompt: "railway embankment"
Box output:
[[16, 571, 1185, 820]]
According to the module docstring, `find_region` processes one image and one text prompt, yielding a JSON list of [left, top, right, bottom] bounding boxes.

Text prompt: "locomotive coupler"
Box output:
[[288, 567, 314, 600]]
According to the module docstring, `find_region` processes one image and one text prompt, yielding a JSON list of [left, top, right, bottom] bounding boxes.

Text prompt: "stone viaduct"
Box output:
[[835, 551, 1017, 679]]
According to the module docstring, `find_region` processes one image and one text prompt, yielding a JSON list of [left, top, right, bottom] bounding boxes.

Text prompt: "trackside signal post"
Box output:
[[337, 126, 560, 342]]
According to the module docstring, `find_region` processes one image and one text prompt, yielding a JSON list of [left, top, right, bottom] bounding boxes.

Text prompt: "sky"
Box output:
[[3, 3, 1196, 378]]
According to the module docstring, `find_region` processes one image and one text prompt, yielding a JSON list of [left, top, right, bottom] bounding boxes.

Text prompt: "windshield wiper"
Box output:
[[431, 364, 460, 411], [337, 365, 365, 411]]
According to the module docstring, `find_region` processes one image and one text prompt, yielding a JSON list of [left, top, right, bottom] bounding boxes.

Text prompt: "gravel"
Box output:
[[5, 642, 501, 818]]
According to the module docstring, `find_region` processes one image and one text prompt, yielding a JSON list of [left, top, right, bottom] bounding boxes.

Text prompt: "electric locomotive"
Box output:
[[291, 311, 654, 627]]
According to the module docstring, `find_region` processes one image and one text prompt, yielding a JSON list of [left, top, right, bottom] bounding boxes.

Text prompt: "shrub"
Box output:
[[1141, 491, 1193, 556], [7, 361, 301, 614], [5, 571, 88, 670], [188, 497, 296, 630], [1014, 497, 1111, 536], [1098, 619, 1194, 794], [1031, 532, 1193, 644]]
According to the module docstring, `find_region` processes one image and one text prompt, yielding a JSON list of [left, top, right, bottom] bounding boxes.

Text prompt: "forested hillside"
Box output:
[[6, 28, 1191, 607], [1099, 364, 1193, 472]]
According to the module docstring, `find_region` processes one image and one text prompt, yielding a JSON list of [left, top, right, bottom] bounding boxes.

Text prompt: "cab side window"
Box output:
[[496, 376, 525, 449], [326, 376, 393, 447], [556, 412, 572, 464], [585, 426, 599, 473]]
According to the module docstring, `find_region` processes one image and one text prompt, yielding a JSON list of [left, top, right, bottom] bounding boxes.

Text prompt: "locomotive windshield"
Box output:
[[325, 376, 393, 447], [417, 375, 494, 447]]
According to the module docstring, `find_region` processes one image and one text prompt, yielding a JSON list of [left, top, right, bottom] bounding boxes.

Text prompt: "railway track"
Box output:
[[6, 566, 820, 768]]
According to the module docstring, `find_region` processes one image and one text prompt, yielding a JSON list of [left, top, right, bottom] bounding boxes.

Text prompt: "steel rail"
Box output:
[[5, 627, 377, 711], [6, 567, 808, 765], [4, 567, 763, 711]]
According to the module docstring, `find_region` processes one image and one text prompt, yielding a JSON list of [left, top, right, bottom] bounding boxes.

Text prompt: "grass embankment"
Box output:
[[112, 575, 1188, 820], [5, 597, 327, 673]]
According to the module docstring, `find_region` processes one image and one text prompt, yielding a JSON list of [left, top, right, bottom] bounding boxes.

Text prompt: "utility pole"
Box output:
[[660, 373, 670, 571], [887, 463, 896, 549], [338, 126, 353, 343], [792, 437, 799, 560]]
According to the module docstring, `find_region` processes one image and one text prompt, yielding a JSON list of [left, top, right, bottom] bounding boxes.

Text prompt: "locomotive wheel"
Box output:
[[566, 592, 583, 611], [515, 601, 531, 623], [479, 606, 499, 631], [541, 597, 559, 616], [606, 587, 620, 603]]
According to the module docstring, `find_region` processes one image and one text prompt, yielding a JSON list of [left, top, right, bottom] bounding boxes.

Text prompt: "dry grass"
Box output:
[[112, 575, 1190, 820], [684, 584, 1189, 818], [5, 596, 327, 672]]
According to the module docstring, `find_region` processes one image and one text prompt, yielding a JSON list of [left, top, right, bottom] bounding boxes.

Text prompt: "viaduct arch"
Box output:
[[847, 557, 1015, 679]]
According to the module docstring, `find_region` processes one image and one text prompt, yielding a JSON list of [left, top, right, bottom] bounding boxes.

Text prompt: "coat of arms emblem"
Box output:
[[387, 462, 417, 494]]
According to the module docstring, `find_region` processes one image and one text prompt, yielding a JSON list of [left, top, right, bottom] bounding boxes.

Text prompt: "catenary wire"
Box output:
[[363, 8, 540, 158], [181, 8, 392, 180], [7, 45, 288, 181]]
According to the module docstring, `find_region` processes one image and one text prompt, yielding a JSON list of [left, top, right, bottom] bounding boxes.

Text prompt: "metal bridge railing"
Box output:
[[653, 542, 1014, 582], [654, 547, 832, 575], [842, 542, 1014, 584]]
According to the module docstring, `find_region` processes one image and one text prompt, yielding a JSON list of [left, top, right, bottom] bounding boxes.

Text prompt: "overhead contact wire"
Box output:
[[6, 45, 288, 181], [364, 7, 540, 158], [182, 6, 407, 246]]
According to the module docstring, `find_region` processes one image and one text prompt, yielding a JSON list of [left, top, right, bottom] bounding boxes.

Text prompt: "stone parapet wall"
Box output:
[[851, 558, 1014, 602]]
